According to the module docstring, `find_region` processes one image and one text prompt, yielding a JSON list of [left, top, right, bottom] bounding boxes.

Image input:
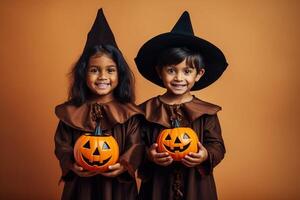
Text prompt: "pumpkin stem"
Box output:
[[171, 119, 180, 128], [94, 121, 103, 136], [92, 103, 104, 136]]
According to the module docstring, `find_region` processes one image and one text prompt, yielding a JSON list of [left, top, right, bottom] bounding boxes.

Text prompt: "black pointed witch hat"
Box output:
[[83, 8, 119, 51], [135, 11, 228, 90]]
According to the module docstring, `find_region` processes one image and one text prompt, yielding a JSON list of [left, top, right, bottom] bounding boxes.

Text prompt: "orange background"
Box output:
[[1, 0, 299, 199]]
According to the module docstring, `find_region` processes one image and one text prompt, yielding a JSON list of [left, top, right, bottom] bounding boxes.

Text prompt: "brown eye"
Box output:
[[107, 67, 116, 74], [166, 67, 175, 74], [184, 69, 193, 74], [88, 67, 99, 74]]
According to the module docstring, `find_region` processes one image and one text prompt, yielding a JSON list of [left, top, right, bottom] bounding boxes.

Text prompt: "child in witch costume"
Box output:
[[135, 11, 228, 200], [54, 9, 143, 200]]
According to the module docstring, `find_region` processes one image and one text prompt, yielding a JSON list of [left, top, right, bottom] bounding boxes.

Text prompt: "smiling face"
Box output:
[[158, 58, 204, 96], [86, 53, 119, 100]]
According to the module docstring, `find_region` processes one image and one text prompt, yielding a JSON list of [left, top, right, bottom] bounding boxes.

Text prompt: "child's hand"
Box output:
[[182, 142, 208, 167], [99, 163, 126, 177], [71, 163, 99, 177], [148, 143, 173, 166]]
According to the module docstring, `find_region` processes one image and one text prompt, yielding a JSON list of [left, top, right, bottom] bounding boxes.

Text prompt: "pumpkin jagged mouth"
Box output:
[[163, 142, 191, 152], [82, 155, 112, 166]]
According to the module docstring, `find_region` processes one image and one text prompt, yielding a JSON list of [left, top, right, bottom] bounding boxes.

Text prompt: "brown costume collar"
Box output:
[[55, 99, 143, 132], [141, 96, 221, 128]]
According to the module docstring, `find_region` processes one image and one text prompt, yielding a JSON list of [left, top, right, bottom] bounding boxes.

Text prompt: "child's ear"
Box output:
[[155, 66, 162, 79], [195, 68, 205, 82]]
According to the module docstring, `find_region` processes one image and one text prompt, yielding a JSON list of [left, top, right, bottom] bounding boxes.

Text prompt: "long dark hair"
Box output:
[[69, 45, 135, 105], [156, 47, 204, 71]]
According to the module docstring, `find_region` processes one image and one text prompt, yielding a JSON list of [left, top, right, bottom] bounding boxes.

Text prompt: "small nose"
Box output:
[[97, 71, 107, 79], [175, 72, 183, 81]]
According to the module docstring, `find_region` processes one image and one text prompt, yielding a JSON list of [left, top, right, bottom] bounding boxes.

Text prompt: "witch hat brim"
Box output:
[[135, 11, 228, 90], [83, 8, 119, 51]]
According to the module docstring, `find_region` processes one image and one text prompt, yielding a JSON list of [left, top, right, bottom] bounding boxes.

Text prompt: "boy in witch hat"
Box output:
[[54, 8, 144, 200], [136, 11, 228, 200]]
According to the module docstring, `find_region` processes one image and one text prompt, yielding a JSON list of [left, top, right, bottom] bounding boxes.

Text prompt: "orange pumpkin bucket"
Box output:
[[157, 119, 199, 161], [74, 113, 119, 172]]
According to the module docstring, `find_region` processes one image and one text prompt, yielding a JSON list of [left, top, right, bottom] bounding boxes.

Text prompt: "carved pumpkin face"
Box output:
[[157, 127, 199, 161], [74, 134, 119, 172]]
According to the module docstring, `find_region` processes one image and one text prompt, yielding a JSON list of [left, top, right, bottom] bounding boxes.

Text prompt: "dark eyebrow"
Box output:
[[185, 66, 195, 69], [106, 65, 117, 68], [88, 65, 117, 68], [88, 65, 98, 68], [165, 65, 175, 68]]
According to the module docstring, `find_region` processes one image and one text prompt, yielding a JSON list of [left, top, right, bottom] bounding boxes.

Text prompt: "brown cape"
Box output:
[[54, 99, 144, 200], [138, 96, 225, 200]]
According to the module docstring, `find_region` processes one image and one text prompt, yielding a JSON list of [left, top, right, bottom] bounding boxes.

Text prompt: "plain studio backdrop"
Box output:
[[0, 0, 299, 199]]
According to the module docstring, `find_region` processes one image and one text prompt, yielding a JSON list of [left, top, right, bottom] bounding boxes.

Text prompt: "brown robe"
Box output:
[[138, 96, 225, 200], [54, 99, 144, 200]]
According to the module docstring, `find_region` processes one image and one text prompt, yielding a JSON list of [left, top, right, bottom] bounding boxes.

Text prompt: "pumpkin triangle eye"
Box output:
[[183, 133, 190, 139], [102, 142, 110, 149], [165, 134, 171, 140], [83, 141, 90, 149], [175, 137, 181, 144], [93, 148, 100, 155]]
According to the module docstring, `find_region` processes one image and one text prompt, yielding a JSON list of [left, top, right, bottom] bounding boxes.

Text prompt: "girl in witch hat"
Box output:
[[135, 11, 228, 200], [54, 9, 144, 200]]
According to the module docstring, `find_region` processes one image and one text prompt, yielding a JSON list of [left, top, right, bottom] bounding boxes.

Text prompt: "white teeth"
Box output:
[[170, 83, 187, 90], [96, 83, 110, 89]]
